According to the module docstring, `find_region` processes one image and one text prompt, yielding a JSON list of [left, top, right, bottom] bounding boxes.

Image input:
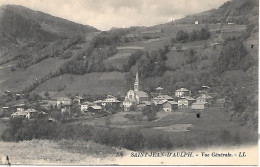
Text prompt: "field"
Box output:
[[77, 107, 257, 148], [35, 72, 127, 96], [103, 49, 138, 70], [0, 57, 69, 93]]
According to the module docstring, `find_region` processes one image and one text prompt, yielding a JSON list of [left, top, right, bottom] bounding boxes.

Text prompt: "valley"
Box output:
[[0, 0, 258, 165]]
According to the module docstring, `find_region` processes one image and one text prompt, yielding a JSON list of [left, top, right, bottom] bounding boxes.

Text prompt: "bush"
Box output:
[[142, 104, 158, 121], [176, 27, 211, 43]]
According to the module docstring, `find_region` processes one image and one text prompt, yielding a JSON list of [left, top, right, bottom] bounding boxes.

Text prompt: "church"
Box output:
[[123, 70, 149, 111]]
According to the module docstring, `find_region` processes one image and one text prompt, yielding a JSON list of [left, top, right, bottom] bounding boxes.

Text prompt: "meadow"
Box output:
[[78, 106, 257, 149]]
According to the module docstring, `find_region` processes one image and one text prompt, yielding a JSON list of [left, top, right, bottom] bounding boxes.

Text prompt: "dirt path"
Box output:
[[0, 140, 121, 165]]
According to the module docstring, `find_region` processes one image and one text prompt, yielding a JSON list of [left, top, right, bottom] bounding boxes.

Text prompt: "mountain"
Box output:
[[0, 5, 99, 94], [0, 5, 98, 41], [0, 0, 258, 106]]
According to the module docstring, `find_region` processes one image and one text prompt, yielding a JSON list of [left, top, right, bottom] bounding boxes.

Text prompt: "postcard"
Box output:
[[0, 0, 258, 165]]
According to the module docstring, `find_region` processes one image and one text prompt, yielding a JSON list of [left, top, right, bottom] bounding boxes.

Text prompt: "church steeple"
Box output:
[[134, 70, 139, 91]]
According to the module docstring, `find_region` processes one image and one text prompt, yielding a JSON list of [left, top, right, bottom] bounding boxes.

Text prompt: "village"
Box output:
[[1, 70, 224, 122]]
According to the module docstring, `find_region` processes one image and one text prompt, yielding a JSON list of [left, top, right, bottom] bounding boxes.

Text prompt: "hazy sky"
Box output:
[[0, 0, 228, 30]]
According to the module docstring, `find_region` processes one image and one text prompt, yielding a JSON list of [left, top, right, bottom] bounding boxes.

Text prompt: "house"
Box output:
[[56, 97, 71, 108], [191, 94, 212, 110], [178, 96, 195, 108], [122, 98, 133, 111], [14, 103, 26, 112], [80, 101, 93, 112], [184, 96, 196, 106], [25, 109, 38, 119], [175, 88, 191, 97], [137, 101, 151, 110], [74, 96, 84, 105], [191, 101, 206, 110], [155, 87, 164, 95], [197, 94, 213, 104], [157, 100, 178, 112], [199, 86, 211, 94], [4, 90, 11, 96], [11, 109, 46, 119], [15, 94, 22, 100], [2, 107, 10, 113], [60, 105, 71, 114], [153, 95, 174, 105], [227, 20, 234, 24], [178, 98, 188, 108], [123, 70, 149, 111], [88, 105, 102, 112], [11, 111, 27, 118], [100, 95, 121, 108], [42, 99, 57, 108]]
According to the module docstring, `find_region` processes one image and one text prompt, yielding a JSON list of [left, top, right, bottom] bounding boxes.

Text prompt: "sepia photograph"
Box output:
[[0, 0, 258, 165]]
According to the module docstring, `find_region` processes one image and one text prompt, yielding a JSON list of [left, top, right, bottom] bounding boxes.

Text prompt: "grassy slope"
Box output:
[[0, 57, 69, 93], [72, 106, 257, 147], [35, 72, 127, 96], [0, 139, 119, 165], [0, 23, 250, 96]]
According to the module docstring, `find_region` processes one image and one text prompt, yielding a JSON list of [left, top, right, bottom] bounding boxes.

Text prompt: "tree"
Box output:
[[189, 30, 198, 41], [142, 104, 158, 121], [44, 91, 49, 99], [216, 39, 248, 74], [176, 44, 182, 52], [199, 27, 211, 40], [176, 30, 189, 43], [71, 100, 81, 116]]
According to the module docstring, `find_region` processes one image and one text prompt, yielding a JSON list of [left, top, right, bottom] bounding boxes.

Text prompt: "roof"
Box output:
[[183, 96, 195, 101], [168, 101, 178, 105], [202, 86, 211, 89], [102, 97, 120, 103], [154, 95, 173, 100], [106, 95, 116, 99], [192, 101, 207, 105], [199, 94, 213, 99], [74, 96, 83, 99], [123, 97, 131, 103], [137, 104, 146, 108], [90, 105, 102, 110], [135, 91, 148, 98], [94, 100, 103, 103], [176, 88, 189, 92], [157, 100, 177, 105], [11, 111, 27, 116], [56, 97, 71, 101], [156, 87, 163, 90], [26, 109, 37, 113], [157, 100, 168, 105], [141, 101, 151, 106], [15, 103, 26, 107]]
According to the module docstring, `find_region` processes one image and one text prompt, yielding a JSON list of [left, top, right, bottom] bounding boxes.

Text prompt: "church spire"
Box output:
[[134, 70, 139, 91]]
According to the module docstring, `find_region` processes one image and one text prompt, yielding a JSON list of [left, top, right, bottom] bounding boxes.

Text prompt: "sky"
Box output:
[[0, 0, 229, 30]]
